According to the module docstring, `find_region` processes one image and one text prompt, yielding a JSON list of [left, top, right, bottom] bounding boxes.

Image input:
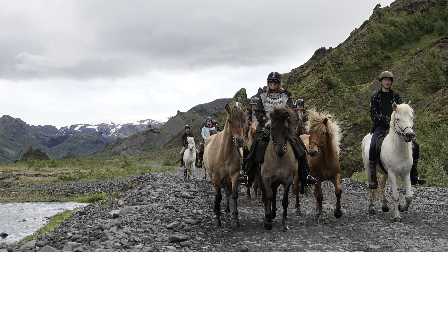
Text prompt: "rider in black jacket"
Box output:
[[179, 125, 196, 167], [368, 71, 426, 189]]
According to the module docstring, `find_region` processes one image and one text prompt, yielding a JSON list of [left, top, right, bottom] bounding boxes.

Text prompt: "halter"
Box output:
[[307, 131, 327, 156], [228, 130, 243, 158], [271, 138, 288, 158], [394, 119, 413, 139]]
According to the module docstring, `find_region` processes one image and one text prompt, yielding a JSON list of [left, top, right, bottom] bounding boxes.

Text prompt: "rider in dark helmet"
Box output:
[[212, 120, 221, 132], [179, 125, 197, 167], [368, 71, 426, 189], [241, 71, 317, 187]]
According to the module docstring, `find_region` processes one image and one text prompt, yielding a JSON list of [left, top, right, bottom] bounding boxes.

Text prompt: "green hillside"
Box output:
[[279, 0, 448, 185]]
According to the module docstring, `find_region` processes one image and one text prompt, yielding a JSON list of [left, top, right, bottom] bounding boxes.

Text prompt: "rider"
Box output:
[[212, 120, 221, 132], [238, 97, 259, 183], [198, 117, 213, 166], [295, 98, 309, 136], [368, 70, 426, 189], [179, 125, 197, 167], [242, 71, 317, 187]]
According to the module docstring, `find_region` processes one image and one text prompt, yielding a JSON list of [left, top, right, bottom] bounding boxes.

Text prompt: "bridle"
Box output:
[[307, 131, 327, 156], [228, 130, 244, 158], [394, 118, 414, 139], [271, 137, 287, 158]]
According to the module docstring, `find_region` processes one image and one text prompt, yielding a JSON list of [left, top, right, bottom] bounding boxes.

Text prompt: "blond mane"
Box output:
[[306, 109, 341, 155]]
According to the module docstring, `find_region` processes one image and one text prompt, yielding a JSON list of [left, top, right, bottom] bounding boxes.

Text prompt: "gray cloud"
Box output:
[[0, 0, 392, 80]]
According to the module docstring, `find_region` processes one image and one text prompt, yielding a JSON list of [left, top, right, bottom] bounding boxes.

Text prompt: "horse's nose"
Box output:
[[404, 131, 415, 142], [235, 138, 244, 148], [309, 150, 318, 157]]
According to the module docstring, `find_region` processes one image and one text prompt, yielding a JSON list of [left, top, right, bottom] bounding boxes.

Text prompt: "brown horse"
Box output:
[[257, 107, 298, 231], [245, 120, 262, 202], [294, 110, 342, 221], [204, 103, 247, 227]]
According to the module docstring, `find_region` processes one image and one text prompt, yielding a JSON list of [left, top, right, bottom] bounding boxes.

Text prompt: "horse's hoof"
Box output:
[[394, 217, 401, 222], [282, 225, 289, 232], [295, 209, 302, 216], [369, 209, 376, 215], [317, 217, 326, 224], [264, 220, 273, 231], [214, 219, 222, 227], [334, 209, 342, 218], [272, 211, 277, 219], [225, 208, 230, 214], [398, 205, 407, 212], [382, 206, 389, 212], [232, 220, 240, 228]]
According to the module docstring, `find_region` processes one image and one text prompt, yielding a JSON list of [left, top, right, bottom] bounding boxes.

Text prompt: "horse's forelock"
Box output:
[[307, 110, 341, 155], [229, 105, 247, 123], [271, 107, 295, 137]]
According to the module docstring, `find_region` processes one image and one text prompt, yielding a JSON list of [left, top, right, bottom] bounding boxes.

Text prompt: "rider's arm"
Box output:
[[255, 98, 267, 127], [201, 126, 208, 141]]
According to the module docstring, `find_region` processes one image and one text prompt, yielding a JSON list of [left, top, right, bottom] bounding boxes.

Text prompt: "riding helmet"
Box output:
[[185, 125, 190, 129], [379, 71, 394, 83], [267, 72, 282, 81], [250, 97, 259, 105], [205, 116, 212, 122], [295, 99, 305, 107]]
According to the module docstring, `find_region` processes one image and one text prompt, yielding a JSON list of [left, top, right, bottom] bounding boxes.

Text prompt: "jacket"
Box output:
[[254, 86, 293, 130]]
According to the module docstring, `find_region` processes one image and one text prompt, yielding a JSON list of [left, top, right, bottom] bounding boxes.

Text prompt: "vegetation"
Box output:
[[21, 209, 75, 242]]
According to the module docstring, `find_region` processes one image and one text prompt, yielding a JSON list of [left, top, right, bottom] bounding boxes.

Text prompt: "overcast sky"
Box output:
[[0, 0, 394, 128]]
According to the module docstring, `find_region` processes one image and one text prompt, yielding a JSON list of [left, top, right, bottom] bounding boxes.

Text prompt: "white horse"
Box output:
[[183, 137, 196, 179], [362, 102, 415, 221]]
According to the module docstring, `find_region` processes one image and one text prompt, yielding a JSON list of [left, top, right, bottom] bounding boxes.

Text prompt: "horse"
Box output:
[[361, 102, 415, 221], [183, 137, 196, 179], [256, 107, 298, 232], [244, 120, 262, 202], [295, 110, 342, 222], [203, 103, 247, 227]]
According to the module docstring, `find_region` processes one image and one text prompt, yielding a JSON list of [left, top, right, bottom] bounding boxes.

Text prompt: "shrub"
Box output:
[[424, 48, 446, 93]]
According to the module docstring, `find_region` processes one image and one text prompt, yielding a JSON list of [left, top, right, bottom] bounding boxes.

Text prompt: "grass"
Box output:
[[21, 209, 76, 242]]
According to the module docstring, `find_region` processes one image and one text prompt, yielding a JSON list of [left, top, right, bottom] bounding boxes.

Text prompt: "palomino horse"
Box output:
[[204, 103, 247, 227], [183, 137, 196, 179], [362, 102, 415, 221], [257, 107, 297, 231], [295, 110, 342, 221], [245, 121, 262, 202]]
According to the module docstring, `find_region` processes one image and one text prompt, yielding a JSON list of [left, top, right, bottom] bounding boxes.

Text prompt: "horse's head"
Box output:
[[225, 103, 247, 148], [187, 137, 195, 151], [392, 102, 415, 142], [270, 107, 294, 158], [307, 114, 328, 157], [247, 120, 258, 150]]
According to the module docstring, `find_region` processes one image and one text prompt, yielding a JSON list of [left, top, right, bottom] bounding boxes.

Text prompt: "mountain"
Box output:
[[92, 98, 231, 158], [58, 119, 164, 141], [0, 115, 108, 163]]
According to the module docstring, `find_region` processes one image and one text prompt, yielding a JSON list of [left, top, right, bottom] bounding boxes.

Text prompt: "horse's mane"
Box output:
[[247, 120, 258, 149], [270, 107, 296, 139], [187, 136, 195, 144], [306, 109, 341, 155], [227, 103, 247, 125]]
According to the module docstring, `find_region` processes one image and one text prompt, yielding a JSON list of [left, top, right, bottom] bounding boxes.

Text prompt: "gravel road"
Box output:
[[2, 167, 447, 252]]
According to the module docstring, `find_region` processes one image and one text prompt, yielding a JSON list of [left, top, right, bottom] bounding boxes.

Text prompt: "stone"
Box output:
[[0, 232, 8, 239], [142, 236, 153, 243], [240, 245, 249, 252], [179, 241, 190, 247], [36, 241, 46, 248], [110, 210, 120, 218], [73, 246, 84, 252], [20, 240, 37, 251], [7, 247, 13, 252], [169, 234, 190, 243], [166, 222, 179, 230], [39, 245, 58, 252], [368, 245, 381, 250], [119, 206, 137, 215], [0, 249, 8, 252], [62, 242, 82, 252]]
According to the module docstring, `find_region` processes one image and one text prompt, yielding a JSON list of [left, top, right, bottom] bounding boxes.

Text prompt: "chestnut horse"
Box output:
[[257, 107, 297, 231], [295, 110, 342, 221], [204, 103, 247, 227]]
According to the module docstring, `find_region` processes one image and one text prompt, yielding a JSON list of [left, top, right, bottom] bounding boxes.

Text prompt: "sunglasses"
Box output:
[[268, 79, 280, 84]]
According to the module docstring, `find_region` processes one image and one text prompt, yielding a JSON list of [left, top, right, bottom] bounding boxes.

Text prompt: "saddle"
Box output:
[[375, 129, 389, 174]]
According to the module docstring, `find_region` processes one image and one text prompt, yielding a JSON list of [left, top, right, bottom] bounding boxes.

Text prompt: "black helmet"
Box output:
[[185, 125, 190, 129], [379, 71, 394, 83], [250, 97, 259, 105], [267, 71, 281, 82], [295, 99, 305, 107], [212, 120, 217, 126]]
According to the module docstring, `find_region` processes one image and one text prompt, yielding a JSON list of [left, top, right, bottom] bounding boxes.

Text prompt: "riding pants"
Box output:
[[369, 123, 420, 161]]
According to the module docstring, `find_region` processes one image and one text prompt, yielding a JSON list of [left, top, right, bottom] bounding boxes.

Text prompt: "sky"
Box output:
[[0, 0, 394, 128]]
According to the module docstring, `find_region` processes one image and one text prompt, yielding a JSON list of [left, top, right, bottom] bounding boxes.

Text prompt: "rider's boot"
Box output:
[[298, 157, 317, 185], [237, 165, 248, 184], [369, 160, 378, 189], [410, 159, 426, 185]]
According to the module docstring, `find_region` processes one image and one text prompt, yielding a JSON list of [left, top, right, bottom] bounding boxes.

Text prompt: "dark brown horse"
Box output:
[[245, 121, 262, 202], [257, 107, 297, 231], [204, 103, 247, 227], [294, 110, 342, 221]]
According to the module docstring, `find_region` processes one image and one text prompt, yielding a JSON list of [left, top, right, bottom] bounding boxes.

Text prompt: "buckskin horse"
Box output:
[[362, 102, 415, 221], [257, 107, 297, 232], [203, 103, 247, 227], [295, 110, 342, 222]]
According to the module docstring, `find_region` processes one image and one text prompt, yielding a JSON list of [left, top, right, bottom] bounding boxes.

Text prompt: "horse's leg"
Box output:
[[271, 185, 278, 220], [231, 177, 240, 228], [314, 180, 324, 222], [224, 179, 232, 215], [399, 172, 413, 212], [293, 174, 301, 215], [379, 174, 389, 212], [331, 174, 342, 218], [246, 185, 251, 199], [262, 176, 273, 230], [254, 176, 260, 203], [388, 173, 401, 221], [213, 181, 223, 227], [282, 183, 291, 232]]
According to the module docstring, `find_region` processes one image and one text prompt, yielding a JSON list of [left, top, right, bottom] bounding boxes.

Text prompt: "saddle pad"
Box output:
[[376, 129, 389, 174]]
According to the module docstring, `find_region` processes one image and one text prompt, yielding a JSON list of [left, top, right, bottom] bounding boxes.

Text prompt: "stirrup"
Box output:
[[306, 175, 317, 185], [369, 180, 378, 189], [411, 175, 426, 186]]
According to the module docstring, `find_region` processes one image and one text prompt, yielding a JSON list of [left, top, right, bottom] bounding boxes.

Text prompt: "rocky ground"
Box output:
[[1, 167, 448, 252]]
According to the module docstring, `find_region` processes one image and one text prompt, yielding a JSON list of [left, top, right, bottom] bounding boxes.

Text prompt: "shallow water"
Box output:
[[0, 202, 86, 244]]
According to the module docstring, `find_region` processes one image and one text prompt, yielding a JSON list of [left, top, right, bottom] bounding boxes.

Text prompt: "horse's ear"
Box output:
[[408, 101, 412, 108], [225, 104, 230, 114], [392, 102, 398, 111], [243, 107, 247, 112], [323, 118, 328, 125]]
